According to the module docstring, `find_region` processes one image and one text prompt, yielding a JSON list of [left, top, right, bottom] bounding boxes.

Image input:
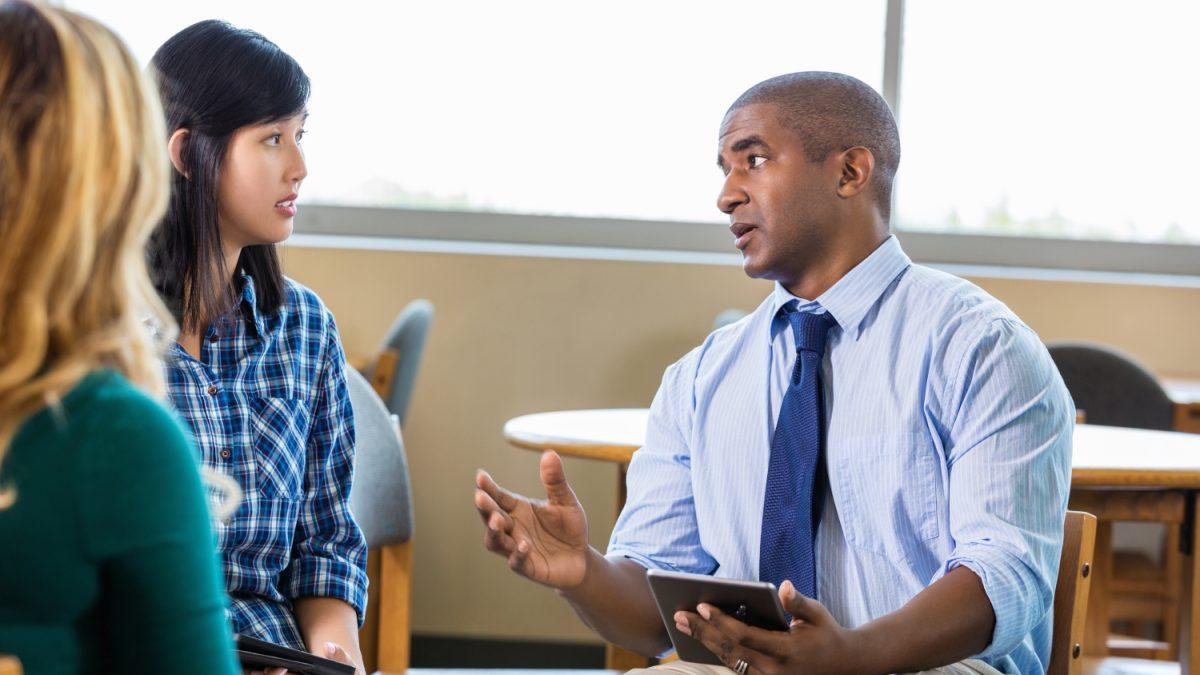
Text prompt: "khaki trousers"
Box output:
[[625, 658, 1003, 675]]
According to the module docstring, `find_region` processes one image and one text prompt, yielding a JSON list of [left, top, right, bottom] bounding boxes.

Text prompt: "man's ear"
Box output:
[[836, 146, 875, 199], [167, 128, 191, 179]]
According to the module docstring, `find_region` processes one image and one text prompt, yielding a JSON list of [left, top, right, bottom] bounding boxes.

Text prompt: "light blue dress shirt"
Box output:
[[607, 235, 1073, 674]]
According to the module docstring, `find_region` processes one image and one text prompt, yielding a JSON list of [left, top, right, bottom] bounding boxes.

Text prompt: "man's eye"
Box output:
[[749, 155, 767, 168]]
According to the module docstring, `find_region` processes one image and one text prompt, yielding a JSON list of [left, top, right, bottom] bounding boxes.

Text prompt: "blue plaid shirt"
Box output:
[[165, 274, 368, 649]]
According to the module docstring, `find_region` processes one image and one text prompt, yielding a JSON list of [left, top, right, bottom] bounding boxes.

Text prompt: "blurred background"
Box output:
[[65, 0, 1200, 670]]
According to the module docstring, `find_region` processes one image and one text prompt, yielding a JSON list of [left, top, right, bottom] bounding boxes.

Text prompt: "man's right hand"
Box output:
[[475, 450, 590, 589]]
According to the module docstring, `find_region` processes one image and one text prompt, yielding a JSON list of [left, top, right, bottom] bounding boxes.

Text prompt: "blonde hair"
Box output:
[[0, 1, 175, 507]]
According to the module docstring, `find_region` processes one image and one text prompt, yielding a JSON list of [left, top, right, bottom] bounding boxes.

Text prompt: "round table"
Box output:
[[504, 410, 1200, 671]]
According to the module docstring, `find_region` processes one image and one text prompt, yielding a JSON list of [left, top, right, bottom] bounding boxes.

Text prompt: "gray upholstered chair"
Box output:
[[367, 299, 434, 428], [1046, 341, 1175, 431], [346, 366, 414, 673]]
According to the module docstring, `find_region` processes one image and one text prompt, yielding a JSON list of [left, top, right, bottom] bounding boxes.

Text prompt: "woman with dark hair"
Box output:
[[148, 20, 367, 673]]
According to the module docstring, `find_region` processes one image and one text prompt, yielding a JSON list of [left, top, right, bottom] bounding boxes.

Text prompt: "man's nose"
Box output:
[[717, 173, 748, 215]]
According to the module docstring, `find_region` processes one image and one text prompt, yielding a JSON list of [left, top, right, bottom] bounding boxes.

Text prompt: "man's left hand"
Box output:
[[673, 580, 865, 675]]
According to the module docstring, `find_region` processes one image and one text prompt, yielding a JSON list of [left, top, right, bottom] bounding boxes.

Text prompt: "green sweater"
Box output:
[[0, 370, 238, 675]]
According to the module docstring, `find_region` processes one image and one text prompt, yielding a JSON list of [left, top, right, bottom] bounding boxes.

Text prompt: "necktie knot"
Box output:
[[784, 306, 837, 355]]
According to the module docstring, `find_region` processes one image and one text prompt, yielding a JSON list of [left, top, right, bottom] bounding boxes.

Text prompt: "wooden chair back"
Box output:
[[360, 539, 413, 673], [1049, 510, 1098, 675]]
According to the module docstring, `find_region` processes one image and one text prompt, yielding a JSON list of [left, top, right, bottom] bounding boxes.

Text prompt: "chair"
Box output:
[[347, 366, 416, 673], [1046, 341, 1175, 431], [1047, 341, 1179, 657], [367, 299, 434, 428], [1050, 510, 1097, 675], [0, 656, 21, 675]]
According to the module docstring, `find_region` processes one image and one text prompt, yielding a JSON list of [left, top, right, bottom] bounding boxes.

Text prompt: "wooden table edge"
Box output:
[[1071, 468, 1200, 489]]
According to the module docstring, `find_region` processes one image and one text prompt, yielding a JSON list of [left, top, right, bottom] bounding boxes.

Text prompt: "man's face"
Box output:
[[716, 103, 837, 284]]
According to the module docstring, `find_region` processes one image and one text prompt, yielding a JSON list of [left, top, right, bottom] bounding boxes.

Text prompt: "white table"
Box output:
[[506, 410, 1200, 672]]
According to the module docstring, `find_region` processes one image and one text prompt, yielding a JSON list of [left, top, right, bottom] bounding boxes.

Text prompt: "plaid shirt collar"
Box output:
[[233, 273, 268, 341]]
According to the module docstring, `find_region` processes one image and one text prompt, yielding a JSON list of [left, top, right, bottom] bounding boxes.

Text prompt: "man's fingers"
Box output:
[[696, 603, 790, 654], [473, 488, 496, 523], [475, 469, 522, 512], [539, 451, 580, 507], [488, 510, 512, 533], [507, 538, 531, 573], [779, 579, 827, 626], [483, 523, 519, 555], [677, 608, 772, 674], [474, 489, 514, 531]]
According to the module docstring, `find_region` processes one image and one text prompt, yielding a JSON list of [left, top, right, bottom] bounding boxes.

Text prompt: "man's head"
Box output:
[[717, 72, 900, 286]]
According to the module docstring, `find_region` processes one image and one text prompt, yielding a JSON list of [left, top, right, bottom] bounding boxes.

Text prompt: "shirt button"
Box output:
[[219, 449, 231, 459], [206, 385, 219, 396]]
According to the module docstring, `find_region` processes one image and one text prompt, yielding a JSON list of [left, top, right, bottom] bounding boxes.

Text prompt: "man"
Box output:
[[475, 72, 1072, 674]]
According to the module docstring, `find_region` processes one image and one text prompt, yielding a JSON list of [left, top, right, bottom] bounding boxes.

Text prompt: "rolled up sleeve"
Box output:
[[930, 318, 1074, 658], [283, 311, 369, 625], [607, 347, 717, 576]]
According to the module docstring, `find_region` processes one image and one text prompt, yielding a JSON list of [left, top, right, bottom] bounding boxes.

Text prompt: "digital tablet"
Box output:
[[235, 634, 356, 675], [646, 569, 790, 665]]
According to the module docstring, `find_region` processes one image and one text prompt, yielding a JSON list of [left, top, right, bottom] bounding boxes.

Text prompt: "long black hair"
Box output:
[[148, 20, 309, 332]]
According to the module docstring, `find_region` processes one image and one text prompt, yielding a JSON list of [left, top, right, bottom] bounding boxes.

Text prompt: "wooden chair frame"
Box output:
[[1050, 510, 1098, 675], [356, 357, 413, 674]]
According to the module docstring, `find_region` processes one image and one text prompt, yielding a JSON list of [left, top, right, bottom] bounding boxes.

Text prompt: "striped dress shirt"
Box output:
[[608, 235, 1073, 674], [165, 274, 368, 649]]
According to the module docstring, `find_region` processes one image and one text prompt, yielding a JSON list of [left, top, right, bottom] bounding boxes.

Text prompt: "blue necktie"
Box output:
[[759, 304, 836, 600]]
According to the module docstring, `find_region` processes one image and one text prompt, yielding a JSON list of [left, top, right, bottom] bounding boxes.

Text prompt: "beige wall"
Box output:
[[280, 242, 1200, 643]]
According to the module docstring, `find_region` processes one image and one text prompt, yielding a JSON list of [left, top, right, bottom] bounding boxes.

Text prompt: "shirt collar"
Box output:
[[769, 235, 911, 341], [236, 272, 268, 339]]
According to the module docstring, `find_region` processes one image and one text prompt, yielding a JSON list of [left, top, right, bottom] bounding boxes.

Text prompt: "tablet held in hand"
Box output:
[[646, 569, 790, 665], [235, 634, 355, 675]]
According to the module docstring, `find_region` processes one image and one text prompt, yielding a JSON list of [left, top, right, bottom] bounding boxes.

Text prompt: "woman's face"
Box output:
[[217, 112, 307, 250]]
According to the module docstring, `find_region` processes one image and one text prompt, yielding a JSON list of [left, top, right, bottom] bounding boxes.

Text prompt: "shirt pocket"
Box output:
[[250, 397, 309, 500], [833, 431, 941, 561]]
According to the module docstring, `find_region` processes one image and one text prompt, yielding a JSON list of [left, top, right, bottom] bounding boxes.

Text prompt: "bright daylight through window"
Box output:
[[72, 1, 1198, 245]]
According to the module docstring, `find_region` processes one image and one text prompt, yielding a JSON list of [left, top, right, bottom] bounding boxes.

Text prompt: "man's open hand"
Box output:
[[474, 451, 590, 589]]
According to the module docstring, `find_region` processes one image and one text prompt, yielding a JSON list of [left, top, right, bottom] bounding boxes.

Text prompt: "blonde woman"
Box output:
[[0, 2, 238, 673]]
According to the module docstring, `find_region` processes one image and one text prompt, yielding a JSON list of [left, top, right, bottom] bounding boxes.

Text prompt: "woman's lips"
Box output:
[[274, 198, 297, 217]]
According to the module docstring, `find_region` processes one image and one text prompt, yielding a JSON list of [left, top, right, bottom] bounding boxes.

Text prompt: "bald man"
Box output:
[[475, 72, 1072, 675]]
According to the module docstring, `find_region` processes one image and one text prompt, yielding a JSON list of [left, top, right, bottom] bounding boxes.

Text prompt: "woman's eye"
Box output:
[[749, 155, 767, 168], [266, 133, 282, 146], [296, 129, 307, 143]]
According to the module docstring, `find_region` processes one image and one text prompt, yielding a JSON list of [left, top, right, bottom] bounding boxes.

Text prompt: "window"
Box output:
[[68, 1, 885, 224], [896, 1, 1200, 244], [68, 1, 1200, 256]]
